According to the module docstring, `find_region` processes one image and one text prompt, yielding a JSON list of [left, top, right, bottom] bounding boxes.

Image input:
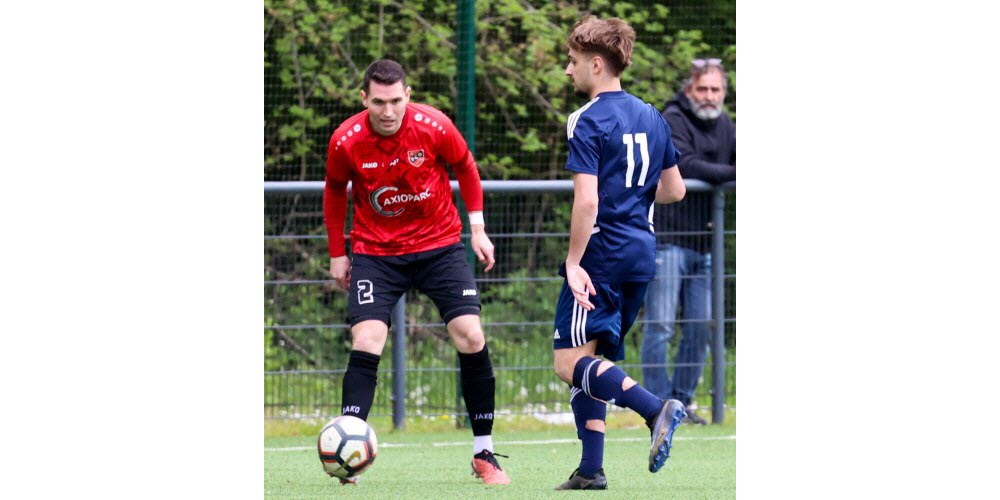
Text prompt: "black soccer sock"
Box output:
[[341, 350, 381, 421], [458, 345, 496, 437]]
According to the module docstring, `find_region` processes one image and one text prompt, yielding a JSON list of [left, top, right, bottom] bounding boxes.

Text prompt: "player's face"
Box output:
[[362, 81, 410, 136], [565, 49, 594, 99], [685, 69, 726, 120]]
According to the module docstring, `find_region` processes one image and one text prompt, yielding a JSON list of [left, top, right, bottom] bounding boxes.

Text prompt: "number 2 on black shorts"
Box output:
[[357, 279, 374, 304]]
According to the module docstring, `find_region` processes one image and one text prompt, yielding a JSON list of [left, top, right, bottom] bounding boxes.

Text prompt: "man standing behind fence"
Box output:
[[550, 15, 688, 491], [641, 58, 736, 426], [323, 59, 510, 485]]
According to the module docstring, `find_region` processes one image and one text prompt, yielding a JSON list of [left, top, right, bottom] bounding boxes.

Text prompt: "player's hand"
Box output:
[[329, 256, 352, 291], [565, 263, 596, 311], [470, 225, 496, 273]]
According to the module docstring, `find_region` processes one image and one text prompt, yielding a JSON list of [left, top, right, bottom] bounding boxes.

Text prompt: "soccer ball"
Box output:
[[317, 415, 378, 479]]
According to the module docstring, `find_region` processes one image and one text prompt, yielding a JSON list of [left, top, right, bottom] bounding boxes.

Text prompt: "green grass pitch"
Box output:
[[265, 420, 735, 498]]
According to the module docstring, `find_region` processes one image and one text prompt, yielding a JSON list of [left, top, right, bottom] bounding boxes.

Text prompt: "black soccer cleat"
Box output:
[[555, 468, 608, 490]]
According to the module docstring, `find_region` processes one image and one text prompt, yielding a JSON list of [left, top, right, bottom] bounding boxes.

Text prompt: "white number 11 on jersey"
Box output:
[[622, 133, 650, 188]]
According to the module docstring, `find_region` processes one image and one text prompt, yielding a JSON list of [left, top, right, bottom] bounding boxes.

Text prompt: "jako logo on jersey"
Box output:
[[362, 161, 378, 169], [473, 412, 493, 420], [388, 158, 400, 167], [369, 186, 433, 217], [343, 405, 362, 414], [407, 149, 425, 167], [462, 289, 477, 296]]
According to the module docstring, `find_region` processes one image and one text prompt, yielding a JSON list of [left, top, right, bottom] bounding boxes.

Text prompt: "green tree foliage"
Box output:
[[264, 0, 735, 181]]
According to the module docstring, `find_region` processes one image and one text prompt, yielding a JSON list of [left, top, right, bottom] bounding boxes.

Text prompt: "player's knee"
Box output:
[[352, 335, 383, 354], [447, 316, 486, 353], [351, 322, 387, 354], [595, 360, 615, 377], [452, 328, 485, 353], [585, 419, 605, 433]]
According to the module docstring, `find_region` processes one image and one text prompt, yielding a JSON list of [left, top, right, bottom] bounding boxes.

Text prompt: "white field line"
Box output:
[[266, 434, 735, 452]]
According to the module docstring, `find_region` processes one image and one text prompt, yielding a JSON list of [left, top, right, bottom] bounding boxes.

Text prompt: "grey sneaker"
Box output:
[[682, 405, 708, 425], [648, 399, 686, 473], [555, 468, 608, 490]]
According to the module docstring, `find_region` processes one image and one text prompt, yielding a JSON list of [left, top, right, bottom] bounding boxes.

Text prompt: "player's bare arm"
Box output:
[[468, 212, 496, 272], [329, 256, 352, 291], [566, 172, 599, 310], [655, 165, 686, 204]]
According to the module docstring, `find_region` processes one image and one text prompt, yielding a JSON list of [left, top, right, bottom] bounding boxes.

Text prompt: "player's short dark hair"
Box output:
[[362, 59, 407, 92], [567, 15, 635, 77]]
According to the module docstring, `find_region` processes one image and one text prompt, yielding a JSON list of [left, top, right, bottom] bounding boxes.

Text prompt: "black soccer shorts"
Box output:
[[347, 242, 481, 327]]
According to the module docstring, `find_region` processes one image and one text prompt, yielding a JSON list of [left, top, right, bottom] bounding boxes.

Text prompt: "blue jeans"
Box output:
[[641, 244, 712, 406]]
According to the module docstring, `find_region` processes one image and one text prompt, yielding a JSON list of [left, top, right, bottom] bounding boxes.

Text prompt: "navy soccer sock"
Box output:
[[341, 350, 380, 420], [458, 345, 496, 437], [571, 388, 606, 478], [573, 356, 662, 421]]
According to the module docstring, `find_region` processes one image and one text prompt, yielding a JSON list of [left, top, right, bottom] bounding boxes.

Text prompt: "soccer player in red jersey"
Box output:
[[323, 59, 509, 485]]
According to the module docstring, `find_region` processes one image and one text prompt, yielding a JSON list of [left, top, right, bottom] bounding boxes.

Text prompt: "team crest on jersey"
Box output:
[[407, 149, 425, 167]]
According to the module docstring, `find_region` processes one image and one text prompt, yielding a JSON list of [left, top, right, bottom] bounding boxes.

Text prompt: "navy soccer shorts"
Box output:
[[347, 243, 481, 327], [552, 280, 649, 361]]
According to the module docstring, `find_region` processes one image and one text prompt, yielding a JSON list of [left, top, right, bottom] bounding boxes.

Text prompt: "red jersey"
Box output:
[[324, 103, 484, 257]]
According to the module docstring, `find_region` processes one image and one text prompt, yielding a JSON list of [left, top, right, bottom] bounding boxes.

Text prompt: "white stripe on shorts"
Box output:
[[572, 301, 588, 347], [570, 301, 578, 347]]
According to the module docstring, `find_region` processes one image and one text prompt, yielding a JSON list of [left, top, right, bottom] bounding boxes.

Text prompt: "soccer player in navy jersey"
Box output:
[[551, 16, 688, 490], [324, 59, 509, 485]]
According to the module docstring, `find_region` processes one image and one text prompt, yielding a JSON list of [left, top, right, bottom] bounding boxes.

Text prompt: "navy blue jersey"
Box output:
[[564, 91, 680, 282]]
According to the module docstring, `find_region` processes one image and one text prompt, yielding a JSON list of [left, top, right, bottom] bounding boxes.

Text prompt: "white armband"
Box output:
[[468, 211, 485, 226]]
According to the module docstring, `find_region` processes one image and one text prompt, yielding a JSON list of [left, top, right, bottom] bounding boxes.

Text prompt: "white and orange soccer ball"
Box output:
[[317, 415, 378, 479]]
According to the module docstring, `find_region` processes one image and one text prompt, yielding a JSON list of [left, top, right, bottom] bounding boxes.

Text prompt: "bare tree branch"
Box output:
[[479, 76, 523, 137], [274, 328, 319, 367], [519, 0, 565, 32], [482, 62, 562, 119], [385, 0, 457, 49]]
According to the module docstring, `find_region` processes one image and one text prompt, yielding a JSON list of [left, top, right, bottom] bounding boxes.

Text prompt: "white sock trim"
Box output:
[[473, 435, 494, 454]]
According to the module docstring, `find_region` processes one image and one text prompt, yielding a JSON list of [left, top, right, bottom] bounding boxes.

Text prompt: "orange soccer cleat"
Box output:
[[470, 450, 511, 485]]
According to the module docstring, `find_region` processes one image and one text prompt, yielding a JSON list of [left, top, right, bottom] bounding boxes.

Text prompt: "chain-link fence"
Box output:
[[264, 181, 735, 422], [265, 0, 736, 182], [264, 0, 736, 424]]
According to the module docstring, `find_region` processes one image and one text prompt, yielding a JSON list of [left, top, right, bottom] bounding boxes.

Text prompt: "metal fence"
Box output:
[[264, 180, 735, 426]]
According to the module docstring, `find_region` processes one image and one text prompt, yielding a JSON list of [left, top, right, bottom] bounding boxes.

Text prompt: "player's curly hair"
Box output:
[[362, 59, 407, 92], [567, 15, 636, 77]]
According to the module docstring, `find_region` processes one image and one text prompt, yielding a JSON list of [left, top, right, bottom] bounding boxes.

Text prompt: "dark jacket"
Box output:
[[655, 92, 736, 252]]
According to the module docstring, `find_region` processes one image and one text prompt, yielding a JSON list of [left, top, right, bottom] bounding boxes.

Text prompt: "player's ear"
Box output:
[[360, 90, 368, 105], [404, 85, 411, 100], [591, 55, 603, 75]]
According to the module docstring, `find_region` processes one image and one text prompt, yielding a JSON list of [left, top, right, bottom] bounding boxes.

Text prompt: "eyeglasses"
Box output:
[[692, 58, 723, 68]]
